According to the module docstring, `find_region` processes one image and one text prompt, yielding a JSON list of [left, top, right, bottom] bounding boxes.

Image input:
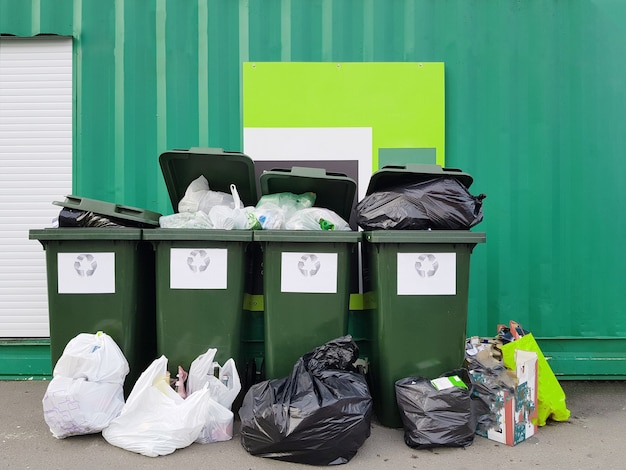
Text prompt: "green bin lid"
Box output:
[[259, 166, 357, 222], [365, 164, 475, 195], [159, 148, 258, 212], [52, 195, 162, 227]]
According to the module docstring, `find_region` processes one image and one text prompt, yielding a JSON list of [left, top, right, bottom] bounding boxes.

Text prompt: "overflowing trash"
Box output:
[[159, 178, 260, 229], [239, 336, 373, 465], [356, 177, 486, 230], [42, 332, 129, 439], [159, 175, 351, 231], [463, 320, 570, 446]]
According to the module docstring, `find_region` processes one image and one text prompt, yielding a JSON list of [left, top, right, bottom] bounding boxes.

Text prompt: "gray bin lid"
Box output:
[[159, 148, 258, 212], [259, 166, 357, 223]]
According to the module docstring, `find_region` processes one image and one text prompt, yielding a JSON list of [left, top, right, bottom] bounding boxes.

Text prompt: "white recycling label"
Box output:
[[57, 252, 116, 294], [170, 248, 228, 289], [280, 252, 338, 293], [397, 252, 456, 296]]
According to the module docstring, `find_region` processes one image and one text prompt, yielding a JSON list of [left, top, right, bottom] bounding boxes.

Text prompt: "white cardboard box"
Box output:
[[475, 349, 538, 446]]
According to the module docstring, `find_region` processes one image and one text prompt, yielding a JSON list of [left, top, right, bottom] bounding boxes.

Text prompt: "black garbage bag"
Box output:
[[239, 336, 373, 466], [356, 177, 486, 230], [395, 369, 475, 449], [58, 208, 126, 228]]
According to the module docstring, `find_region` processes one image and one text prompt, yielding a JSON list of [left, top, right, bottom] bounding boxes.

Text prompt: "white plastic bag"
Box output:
[[178, 175, 210, 213], [43, 377, 126, 439], [187, 348, 242, 443], [42, 332, 129, 439], [177, 175, 235, 214], [207, 185, 260, 230], [285, 207, 351, 231], [102, 356, 211, 457], [159, 211, 213, 229]]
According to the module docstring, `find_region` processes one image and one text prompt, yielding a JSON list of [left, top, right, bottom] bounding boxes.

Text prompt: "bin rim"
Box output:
[[29, 227, 143, 242], [363, 230, 485, 244], [253, 230, 361, 243], [143, 228, 253, 242]]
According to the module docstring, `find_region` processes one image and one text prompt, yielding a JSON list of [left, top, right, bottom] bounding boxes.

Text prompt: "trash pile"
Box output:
[[462, 321, 571, 446], [392, 321, 571, 449], [159, 175, 351, 231], [43, 333, 241, 457]]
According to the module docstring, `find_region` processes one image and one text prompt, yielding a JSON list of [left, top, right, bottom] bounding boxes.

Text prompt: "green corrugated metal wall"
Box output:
[[2, 0, 626, 377]]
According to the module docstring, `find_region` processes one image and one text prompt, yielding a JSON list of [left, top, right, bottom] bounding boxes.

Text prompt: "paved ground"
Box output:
[[1, 379, 625, 469]]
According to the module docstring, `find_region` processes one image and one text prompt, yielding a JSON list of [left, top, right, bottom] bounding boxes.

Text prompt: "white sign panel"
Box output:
[[397, 252, 456, 296], [170, 248, 228, 290], [244, 127, 372, 201], [57, 252, 115, 294], [280, 252, 338, 293]]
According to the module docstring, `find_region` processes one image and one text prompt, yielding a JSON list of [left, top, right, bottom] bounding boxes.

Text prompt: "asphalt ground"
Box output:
[[1, 379, 625, 470]]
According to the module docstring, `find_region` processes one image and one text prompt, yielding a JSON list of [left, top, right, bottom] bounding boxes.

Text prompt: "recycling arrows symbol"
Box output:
[[415, 254, 439, 278], [298, 254, 321, 277], [74, 254, 98, 277], [187, 249, 211, 273]]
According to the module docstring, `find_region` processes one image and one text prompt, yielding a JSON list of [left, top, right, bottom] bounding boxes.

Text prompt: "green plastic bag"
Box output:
[[500, 321, 571, 426]]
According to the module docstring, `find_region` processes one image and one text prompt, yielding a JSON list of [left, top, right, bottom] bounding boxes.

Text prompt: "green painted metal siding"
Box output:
[[2, 0, 626, 376]]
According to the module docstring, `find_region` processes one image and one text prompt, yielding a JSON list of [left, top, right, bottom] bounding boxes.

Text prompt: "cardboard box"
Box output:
[[473, 349, 538, 446]]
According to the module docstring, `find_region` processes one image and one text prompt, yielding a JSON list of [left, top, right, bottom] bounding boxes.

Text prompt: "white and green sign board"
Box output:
[[243, 62, 444, 199]]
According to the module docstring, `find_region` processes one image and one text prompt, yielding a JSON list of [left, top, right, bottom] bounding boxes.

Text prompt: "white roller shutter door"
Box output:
[[0, 37, 72, 337]]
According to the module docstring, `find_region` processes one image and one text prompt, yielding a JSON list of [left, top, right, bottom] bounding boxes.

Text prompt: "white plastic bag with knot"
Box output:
[[42, 331, 129, 439], [187, 348, 242, 443], [102, 356, 211, 457]]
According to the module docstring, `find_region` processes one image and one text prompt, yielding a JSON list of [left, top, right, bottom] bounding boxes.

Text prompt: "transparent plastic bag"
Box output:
[[254, 192, 316, 229], [285, 207, 351, 231]]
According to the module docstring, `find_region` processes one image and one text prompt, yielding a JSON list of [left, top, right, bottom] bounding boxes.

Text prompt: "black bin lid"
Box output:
[[259, 166, 357, 222], [159, 148, 258, 212], [365, 164, 474, 195]]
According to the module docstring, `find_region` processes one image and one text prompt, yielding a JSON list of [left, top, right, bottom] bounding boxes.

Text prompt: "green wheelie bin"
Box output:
[[29, 196, 162, 395], [253, 167, 361, 379], [143, 148, 257, 381], [361, 164, 486, 428]]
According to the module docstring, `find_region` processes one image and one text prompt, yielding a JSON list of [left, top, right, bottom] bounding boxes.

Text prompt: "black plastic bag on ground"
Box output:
[[239, 336, 373, 466], [356, 177, 486, 230], [395, 369, 475, 449]]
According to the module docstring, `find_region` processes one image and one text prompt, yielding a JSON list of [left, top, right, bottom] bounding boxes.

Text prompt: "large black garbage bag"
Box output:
[[239, 336, 373, 466], [356, 177, 486, 230], [395, 369, 475, 449]]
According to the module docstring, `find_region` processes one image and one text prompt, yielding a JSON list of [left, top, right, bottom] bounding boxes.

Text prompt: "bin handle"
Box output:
[[115, 204, 143, 216], [230, 184, 243, 209]]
